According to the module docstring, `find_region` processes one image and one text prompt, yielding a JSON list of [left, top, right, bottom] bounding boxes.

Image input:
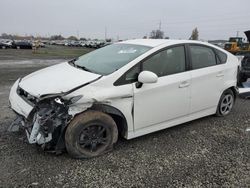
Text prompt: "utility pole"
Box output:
[[236, 31, 239, 37], [158, 20, 162, 31], [105, 26, 107, 41], [77, 30, 79, 39]]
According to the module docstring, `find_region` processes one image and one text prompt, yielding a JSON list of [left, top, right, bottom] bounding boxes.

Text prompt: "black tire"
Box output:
[[65, 110, 118, 158], [216, 89, 235, 117]]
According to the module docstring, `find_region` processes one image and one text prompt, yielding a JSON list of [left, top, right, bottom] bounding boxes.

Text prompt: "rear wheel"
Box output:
[[65, 110, 118, 158], [216, 89, 235, 116]]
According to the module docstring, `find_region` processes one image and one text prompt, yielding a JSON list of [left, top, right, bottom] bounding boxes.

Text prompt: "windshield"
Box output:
[[74, 43, 152, 75]]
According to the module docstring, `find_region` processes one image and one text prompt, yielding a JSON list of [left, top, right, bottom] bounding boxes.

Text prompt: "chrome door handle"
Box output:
[[179, 81, 190, 88]]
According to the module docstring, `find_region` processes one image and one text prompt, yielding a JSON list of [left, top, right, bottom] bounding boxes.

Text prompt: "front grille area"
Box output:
[[17, 86, 37, 105]]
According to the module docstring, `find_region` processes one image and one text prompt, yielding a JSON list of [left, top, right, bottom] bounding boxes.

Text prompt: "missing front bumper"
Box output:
[[8, 112, 68, 154], [8, 114, 53, 145]]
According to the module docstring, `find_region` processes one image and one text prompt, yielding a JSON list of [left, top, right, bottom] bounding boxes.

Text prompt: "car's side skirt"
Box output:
[[126, 107, 217, 139]]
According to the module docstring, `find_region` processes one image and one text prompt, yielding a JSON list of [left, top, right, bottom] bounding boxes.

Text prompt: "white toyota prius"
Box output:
[[9, 39, 239, 158]]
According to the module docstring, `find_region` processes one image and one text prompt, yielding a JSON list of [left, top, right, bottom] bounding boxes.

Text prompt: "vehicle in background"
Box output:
[[9, 39, 238, 158], [224, 37, 243, 54], [224, 30, 250, 55], [45, 39, 111, 49], [83, 40, 107, 48], [13, 41, 33, 49], [0, 39, 14, 49], [208, 40, 227, 49], [40, 43, 45, 48], [0, 42, 10, 49], [239, 54, 250, 83], [213, 43, 225, 49]]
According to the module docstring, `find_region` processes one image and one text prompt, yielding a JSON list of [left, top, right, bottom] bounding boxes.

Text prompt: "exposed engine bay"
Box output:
[[9, 96, 75, 153], [9, 82, 87, 154]]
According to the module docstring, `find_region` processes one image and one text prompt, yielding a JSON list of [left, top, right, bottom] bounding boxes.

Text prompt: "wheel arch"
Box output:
[[227, 86, 238, 100], [89, 104, 128, 138]]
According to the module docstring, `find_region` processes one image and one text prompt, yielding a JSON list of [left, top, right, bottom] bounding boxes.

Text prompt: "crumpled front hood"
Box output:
[[19, 62, 101, 97]]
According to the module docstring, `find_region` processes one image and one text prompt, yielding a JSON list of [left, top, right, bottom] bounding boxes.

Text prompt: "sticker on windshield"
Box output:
[[118, 48, 137, 54]]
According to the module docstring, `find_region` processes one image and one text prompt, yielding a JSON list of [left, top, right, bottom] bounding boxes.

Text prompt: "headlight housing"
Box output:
[[54, 95, 83, 105]]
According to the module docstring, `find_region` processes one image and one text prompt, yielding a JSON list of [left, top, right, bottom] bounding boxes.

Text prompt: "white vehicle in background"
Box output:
[[9, 39, 239, 158]]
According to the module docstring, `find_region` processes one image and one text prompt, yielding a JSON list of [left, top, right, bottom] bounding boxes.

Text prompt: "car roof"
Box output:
[[120, 39, 210, 48]]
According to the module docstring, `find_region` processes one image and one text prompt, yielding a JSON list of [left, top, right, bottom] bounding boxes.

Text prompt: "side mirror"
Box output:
[[138, 71, 158, 85]]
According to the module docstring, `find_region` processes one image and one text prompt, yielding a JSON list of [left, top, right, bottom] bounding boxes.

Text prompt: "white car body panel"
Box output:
[[9, 78, 33, 118], [127, 107, 216, 139], [65, 81, 134, 137], [9, 39, 239, 142], [189, 64, 225, 114], [133, 71, 191, 130], [120, 39, 169, 47], [19, 62, 100, 97]]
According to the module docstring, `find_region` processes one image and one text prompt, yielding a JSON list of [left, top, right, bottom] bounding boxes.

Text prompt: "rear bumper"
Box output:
[[9, 78, 34, 118]]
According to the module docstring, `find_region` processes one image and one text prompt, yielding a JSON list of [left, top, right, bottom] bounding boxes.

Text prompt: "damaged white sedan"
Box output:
[[9, 39, 239, 158]]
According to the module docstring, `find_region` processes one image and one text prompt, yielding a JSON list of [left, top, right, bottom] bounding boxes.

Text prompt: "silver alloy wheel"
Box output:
[[220, 94, 234, 115]]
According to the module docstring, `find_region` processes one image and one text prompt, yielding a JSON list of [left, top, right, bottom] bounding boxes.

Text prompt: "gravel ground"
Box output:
[[0, 60, 250, 187]]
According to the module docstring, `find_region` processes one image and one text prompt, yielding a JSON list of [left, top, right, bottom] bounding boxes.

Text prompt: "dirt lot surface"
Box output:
[[0, 54, 250, 187]]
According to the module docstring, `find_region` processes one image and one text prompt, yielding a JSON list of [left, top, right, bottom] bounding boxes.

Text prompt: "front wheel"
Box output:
[[65, 110, 118, 158], [216, 89, 235, 116]]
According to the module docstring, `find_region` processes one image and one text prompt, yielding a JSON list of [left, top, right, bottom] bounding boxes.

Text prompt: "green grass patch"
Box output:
[[0, 45, 93, 60]]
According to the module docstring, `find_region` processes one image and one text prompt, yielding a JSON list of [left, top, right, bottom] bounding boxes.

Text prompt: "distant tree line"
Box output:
[[144, 30, 169, 39], [189, 27, 199, 40], [0, 33, 111, 41], [1, 33, 36, 40], [144, 27, 199, 40], [1, 27, 200, 41]]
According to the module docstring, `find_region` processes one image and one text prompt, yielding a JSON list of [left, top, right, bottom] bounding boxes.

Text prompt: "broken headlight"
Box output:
[[68, 95, 83, 104], [55, 95, 83, 105], [17, 86, 37, 105]]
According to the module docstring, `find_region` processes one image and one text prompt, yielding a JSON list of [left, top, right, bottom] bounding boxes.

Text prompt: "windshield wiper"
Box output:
[[68, 58, 78, 66], [68, 58, 93, 73], [75, 65, 93, 73]]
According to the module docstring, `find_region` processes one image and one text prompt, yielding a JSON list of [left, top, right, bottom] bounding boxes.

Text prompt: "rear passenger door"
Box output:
[[188, 44, 225, 114]]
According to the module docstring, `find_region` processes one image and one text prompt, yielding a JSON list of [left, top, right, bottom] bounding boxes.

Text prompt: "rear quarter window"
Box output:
[[215, 49, 227, 64]]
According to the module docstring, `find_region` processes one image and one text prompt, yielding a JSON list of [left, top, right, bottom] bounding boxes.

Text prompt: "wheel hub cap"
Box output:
[[220, 94, 233, 115]]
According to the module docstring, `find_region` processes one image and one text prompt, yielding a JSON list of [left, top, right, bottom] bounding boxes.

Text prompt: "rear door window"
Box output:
[[190, 45, 217, 69]]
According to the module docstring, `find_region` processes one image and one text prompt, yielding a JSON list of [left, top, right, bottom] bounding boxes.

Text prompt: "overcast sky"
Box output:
[[0, 0, 249, 40]]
